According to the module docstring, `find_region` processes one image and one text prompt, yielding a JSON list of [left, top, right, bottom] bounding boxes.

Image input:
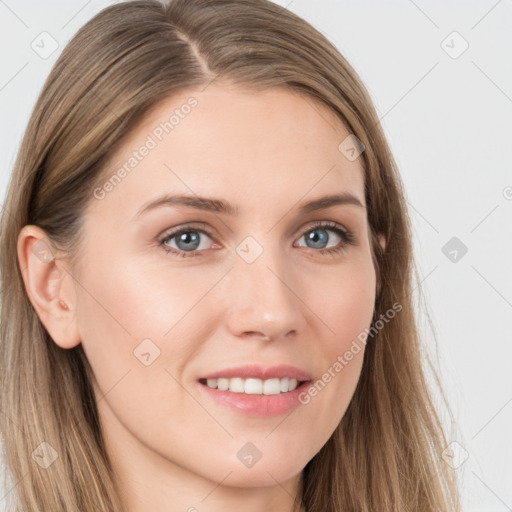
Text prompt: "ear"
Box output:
[[17, 225, 81, 349]]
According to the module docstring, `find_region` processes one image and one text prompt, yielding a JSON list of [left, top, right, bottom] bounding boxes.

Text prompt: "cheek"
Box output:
[[312, 254, 377, 347], [296, 256, 376, 435], [326, 258, 376, 377], [74, 251, 208, 392]]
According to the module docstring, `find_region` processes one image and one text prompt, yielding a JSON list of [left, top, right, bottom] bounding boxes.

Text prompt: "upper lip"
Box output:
[[199, 364, 312, 382]]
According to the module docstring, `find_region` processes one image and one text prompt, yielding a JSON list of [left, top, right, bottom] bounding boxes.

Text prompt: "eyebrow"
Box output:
[[134, 192, 365, 219]]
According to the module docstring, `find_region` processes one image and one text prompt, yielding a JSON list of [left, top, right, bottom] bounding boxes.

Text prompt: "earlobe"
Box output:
[[17, 225, 81, 349]]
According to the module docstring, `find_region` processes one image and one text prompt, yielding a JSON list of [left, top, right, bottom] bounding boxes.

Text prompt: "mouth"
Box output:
[[198, 376, 311, 395], [196, 365, 313, 416]]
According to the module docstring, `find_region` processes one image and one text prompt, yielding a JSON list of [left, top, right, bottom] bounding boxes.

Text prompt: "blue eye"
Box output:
[[296, 221, 355, 256], [159, 223, 213, 258], [158, 221, 355, 258]]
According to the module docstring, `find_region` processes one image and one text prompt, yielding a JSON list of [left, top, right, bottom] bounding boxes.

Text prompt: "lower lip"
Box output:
[[197, 381, 310, 417]]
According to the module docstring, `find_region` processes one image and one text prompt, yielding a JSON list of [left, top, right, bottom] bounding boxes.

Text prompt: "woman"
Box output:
[[0, 0, 461, 510]]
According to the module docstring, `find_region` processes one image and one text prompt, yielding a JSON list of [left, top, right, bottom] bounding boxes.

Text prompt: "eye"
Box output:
[[158, 221, 355, 258], [158, 223, 216, 258], [294, 221, 355, 256]]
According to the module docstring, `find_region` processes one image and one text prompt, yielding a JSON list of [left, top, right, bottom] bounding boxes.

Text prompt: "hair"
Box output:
[[0, 0, 462, 510]]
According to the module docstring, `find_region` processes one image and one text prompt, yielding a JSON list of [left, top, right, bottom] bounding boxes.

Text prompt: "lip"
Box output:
[[197, 380, 311, 417], [197, 364, 313, 417], [199, 364, 312, 381]]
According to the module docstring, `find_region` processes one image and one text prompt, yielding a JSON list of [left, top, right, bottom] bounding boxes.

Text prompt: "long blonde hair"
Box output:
[[0, 0, 462, 510]]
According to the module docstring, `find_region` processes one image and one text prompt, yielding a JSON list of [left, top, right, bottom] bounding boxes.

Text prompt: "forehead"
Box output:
[[89, 84, 366, 219]]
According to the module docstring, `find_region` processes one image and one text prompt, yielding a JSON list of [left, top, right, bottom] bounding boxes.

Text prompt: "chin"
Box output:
[[214, 448, 309, 487], [221, 463, 305, 488]]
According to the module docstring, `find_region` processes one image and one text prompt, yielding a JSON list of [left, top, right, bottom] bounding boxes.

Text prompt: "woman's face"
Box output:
[[60, 85, 378, 492]]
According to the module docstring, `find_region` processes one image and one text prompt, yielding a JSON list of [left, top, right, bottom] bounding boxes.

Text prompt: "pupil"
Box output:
[[178, 232, 199, 250], [307, 229, 327, 248]]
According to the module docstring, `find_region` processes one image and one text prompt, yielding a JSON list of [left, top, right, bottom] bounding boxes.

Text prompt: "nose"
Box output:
[[224, 245, 307, 342]]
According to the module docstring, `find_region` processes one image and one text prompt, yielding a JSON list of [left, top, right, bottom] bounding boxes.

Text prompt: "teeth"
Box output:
[[217, 378, 229, 391], [204, 377, 301, 395], [229, 378, 245, 393]]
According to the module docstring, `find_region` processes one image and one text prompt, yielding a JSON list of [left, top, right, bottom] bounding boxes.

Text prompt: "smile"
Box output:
[[200, 377, 301, 395]]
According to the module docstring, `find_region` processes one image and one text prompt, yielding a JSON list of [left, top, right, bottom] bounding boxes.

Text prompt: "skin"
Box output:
[[18, 83, 385, 512]]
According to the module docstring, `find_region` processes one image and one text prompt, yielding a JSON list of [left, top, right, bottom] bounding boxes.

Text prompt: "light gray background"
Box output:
[[1, 1, 511, 510]]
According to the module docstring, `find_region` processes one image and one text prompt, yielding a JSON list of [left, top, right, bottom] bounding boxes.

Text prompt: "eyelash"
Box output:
[[158, 221, 356, 259]]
